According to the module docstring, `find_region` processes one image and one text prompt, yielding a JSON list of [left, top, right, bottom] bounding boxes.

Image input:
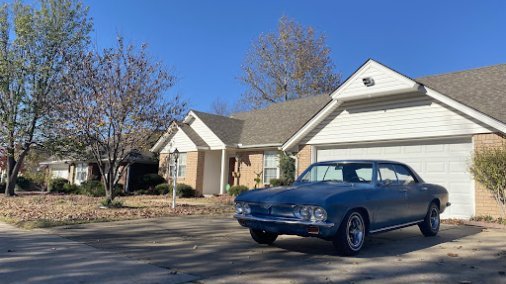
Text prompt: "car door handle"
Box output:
[[400, 189, 408, 192], [420, 187, 428, 191]]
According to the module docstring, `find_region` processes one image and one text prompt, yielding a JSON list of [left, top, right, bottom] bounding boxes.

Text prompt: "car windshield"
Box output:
[[298, 162, 373, 184]]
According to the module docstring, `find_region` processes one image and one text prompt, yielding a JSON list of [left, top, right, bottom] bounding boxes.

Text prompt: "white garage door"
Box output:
[[316, 138, 474, 219]]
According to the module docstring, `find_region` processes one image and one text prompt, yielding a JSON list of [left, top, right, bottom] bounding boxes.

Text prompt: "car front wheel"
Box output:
[[418, 202, 440, 237], [249, 229, 278, 245], [333, 211, 366, 256]]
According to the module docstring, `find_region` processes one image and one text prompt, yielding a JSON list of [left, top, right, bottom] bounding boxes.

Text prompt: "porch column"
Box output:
[[219, 149, 226, 194], [124, 165, 130, 192]]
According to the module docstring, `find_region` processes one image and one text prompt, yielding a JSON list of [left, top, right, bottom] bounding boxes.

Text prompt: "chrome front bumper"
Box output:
[[234, 214, 335, 228]]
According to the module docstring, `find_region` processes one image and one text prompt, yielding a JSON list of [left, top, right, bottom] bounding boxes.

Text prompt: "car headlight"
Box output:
[[235, 202, 243, 214], [295, 206, 327, 222], [243, 203, 251, 215], [298, 206, 311, 220], [313, 207, 327, 222]]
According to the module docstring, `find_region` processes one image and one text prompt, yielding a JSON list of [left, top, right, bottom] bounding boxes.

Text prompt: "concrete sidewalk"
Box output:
[[0, 223, 198, 284]]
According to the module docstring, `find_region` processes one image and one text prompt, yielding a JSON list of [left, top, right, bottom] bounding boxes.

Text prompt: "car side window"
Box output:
[[323, 166, 343, 181], [356, 168, 372, 182], [393, 164, 418, 185], [378, 164, 398, 185]]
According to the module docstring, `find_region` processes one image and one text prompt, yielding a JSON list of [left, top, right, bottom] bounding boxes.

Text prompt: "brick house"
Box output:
[[40, 152, 158, 192], [152, 59, 506, 219]]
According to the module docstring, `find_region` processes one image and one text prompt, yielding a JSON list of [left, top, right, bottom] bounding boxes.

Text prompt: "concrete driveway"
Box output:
[[46, 216, 506, 284]]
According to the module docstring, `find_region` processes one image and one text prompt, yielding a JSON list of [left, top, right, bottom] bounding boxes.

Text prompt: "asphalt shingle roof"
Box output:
[[191, 110, 245, 145], [231, 94, 331, 145], [182, 63, 505, 149], [416, 64, 506, 124], [191, 95, 331, 146]]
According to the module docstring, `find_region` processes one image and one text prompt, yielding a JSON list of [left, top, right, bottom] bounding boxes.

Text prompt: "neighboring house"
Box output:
[[152, 59, 506, 219], [40, 153, 158, 192]]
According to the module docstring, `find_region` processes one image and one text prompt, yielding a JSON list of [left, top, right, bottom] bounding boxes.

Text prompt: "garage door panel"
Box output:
[[449, 161, 468, 172], [316, 138, 474, 219], [425, 162, 445, 173], [426, 144, 445, 152]]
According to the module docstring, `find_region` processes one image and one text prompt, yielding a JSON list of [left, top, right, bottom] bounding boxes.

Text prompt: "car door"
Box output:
[[370, 163, 409, 229], [393, 164, 431, 221]]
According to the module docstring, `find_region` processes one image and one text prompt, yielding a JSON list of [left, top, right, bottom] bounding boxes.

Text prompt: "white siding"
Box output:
[[202, 150, 221, 195], [316, 138, 474, 219], [190, 116, 225, 149], [160, 129, 197, 153], [50, 164, 69, 180], [305, 93, 493, 145], [334, 60, 418, 101]]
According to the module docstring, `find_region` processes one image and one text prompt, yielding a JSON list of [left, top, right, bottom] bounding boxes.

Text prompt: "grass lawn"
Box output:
[[0, 194, 235, 229]]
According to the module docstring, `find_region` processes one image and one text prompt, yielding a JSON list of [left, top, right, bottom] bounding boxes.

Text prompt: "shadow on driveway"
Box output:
[[49, 216, 506, 283]]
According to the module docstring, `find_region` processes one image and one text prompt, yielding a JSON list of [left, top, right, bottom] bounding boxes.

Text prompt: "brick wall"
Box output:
[[195, 151, 205, 196], [236, 151, 264, 189], [159, 153, 169, 178], [296, 145, 312, 177], [159, 151, 205, 196], [473, 133, 506, 218]]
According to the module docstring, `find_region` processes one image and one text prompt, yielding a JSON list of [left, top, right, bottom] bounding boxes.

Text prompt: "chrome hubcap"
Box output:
[[347, 214, 364, 250], [430, 208, 439, 231]]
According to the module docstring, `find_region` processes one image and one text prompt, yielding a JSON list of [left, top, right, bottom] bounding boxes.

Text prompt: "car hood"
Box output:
[[235, 182, 361, 205]]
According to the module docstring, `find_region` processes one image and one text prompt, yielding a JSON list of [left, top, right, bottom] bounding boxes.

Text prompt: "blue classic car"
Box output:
[[234, 160, 450, 256]]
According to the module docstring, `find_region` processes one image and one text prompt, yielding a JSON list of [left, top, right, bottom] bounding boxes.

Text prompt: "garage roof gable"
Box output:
[[282, 59, 506, 151], [332, 59, 419, 101]]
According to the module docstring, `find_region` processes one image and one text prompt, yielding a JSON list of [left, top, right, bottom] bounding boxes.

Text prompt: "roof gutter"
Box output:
[[235, 143, 282, 149], [39, 160, 73, 165]]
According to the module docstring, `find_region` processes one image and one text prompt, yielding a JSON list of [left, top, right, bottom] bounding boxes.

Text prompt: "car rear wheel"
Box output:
[[333, 211, 365, 256], [418, 202, 440, 237], [249, 229, 278, 245]]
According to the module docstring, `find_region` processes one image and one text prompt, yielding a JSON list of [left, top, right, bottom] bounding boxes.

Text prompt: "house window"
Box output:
[[75, 163, 88, 185], [169, 153, 187, 178], [263, 151, 279, 184]]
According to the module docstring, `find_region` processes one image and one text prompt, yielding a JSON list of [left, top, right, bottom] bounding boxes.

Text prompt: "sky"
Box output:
[[83, 0, 506, 112]]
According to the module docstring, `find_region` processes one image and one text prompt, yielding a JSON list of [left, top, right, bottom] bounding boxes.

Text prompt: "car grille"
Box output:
[[250, 203, 296, 219]]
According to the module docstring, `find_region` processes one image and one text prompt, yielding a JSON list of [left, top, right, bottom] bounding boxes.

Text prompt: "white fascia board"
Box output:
[[236, 143, 282, 149], [423, 86, 506, 134], [337, 86, 419, 102], [39, 160, 72, 166], [150, 132, 171, 153], [150, 121, 179, 153], [281, 100, 341, 151]]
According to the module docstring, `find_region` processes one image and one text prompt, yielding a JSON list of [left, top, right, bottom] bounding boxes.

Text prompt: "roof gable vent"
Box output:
[[362, 77, 375, 87]]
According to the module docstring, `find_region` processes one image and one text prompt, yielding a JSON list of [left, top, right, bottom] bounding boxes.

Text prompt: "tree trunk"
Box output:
[[5, 156, 16, 196], [103, 171, 115, 205]]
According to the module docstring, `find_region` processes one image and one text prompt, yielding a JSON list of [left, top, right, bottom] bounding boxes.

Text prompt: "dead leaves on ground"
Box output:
[[0, 195, 234, 228]]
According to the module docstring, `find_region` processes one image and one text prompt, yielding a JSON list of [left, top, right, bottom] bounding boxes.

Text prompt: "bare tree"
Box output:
[[53, 37, 186, 204], [210, 97, 231, 116], [239, 16, 340, 110], [0, 0, 91, 196]]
